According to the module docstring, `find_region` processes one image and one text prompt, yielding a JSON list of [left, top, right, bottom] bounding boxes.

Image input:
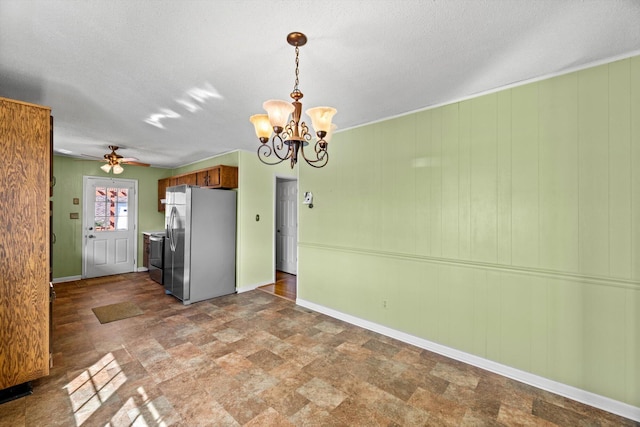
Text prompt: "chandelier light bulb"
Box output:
[[112, 164, 124, 174], [263, 100, 295, 130], [100, 163, 112, 173], [250, 114, 272, 140], [305, 107, 337, 135]]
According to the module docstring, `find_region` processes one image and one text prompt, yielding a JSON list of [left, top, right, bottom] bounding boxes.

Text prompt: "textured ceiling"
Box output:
[[2, 0, 640, 168]]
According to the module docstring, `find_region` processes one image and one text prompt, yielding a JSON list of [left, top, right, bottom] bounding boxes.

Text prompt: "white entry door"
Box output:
[[83, 177, 137, 278], [276, 179, 297, 274]]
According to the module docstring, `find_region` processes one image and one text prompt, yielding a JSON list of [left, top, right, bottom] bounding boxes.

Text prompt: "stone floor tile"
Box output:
[[1, 273, 635, 427]]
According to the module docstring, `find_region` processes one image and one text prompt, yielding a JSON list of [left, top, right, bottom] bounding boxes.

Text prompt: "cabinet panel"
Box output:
[[218, 166, 238, 188], [196, 170, 209, 186], [143, 234, 150, 268], [176, 173, 197, 186], [0, 97, 51, 389], [158, 177, 170, 212]]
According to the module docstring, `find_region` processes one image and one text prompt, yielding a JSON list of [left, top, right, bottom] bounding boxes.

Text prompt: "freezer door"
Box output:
[[165, 204, 187, 300], [164, 185, 189, 300]]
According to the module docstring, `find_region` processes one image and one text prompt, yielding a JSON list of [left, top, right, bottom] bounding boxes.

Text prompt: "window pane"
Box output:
[[95, 187, 106, 202], [93, 186, 129, 232], [94, 217, 106, 230]]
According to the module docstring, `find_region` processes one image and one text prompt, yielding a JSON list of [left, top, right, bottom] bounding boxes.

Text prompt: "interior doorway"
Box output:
[[261, 177, 298, 301], [275, 177, 297, 274]]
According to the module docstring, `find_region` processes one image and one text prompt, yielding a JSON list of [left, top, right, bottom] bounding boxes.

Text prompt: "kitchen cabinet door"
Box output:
[[0, 97, 51, 390], [158, 177, 170, 212]]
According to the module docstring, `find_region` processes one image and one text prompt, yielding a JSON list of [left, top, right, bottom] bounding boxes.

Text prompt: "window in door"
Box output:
[[94, 187, 129, 231]]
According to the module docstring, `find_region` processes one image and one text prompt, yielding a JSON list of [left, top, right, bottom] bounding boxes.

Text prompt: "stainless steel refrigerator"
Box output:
[[164, 185, 236, 304]]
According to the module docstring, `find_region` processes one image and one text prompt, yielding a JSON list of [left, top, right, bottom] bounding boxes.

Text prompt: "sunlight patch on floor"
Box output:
[[64, 352, 126, 426]]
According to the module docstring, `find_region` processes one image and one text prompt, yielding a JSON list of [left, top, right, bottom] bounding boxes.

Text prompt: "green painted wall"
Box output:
[[52, 156, 168, 278], [236, 150, 296, 290], [151, 149, 296, 291], [298, 56, 640, 407]]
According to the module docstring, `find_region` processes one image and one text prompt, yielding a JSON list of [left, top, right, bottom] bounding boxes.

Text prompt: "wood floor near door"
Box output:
[[258, 270, 296, 301], [0, 272, 635, 426]]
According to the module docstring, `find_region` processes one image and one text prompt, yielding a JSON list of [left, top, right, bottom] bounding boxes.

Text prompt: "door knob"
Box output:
[[88, 235, 96, 238]]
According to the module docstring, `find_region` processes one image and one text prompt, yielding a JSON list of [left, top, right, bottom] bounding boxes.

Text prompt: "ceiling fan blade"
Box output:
[[78, 153, 106, 161], [78, 147, 150, 167], [121, 161, 150, 167]]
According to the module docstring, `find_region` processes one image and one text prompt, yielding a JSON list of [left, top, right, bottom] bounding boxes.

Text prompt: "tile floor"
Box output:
[[0, 272, 636, 426]]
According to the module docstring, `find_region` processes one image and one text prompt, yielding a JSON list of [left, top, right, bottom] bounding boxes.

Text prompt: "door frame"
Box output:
[[273, 176, 298, 280], [82, 176, 139, 278]]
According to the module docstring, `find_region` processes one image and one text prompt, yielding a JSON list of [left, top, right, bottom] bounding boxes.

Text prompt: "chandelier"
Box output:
[[250, 32, 337, 169]]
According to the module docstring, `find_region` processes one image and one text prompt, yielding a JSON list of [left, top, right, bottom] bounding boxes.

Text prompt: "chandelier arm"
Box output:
[[257, 143, 287, 166], [273, 132, 286, 153], [299, 143, 329, 168], [272, 133, 293, 161], [283, 121, 296, 142], [300, 121, 312, 142]]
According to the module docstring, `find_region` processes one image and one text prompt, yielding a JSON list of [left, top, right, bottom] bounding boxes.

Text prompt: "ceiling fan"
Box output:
[[98, 145, 150, 174]]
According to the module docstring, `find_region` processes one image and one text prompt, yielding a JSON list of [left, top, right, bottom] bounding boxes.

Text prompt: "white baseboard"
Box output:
[[137, 267, 149, 272], [237, 281, 271, 294], [296, 298, 640, 423], [52, 275, 82, 283]]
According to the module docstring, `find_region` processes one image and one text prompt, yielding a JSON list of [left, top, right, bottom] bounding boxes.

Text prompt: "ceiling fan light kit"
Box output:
[[98, 145, 149, 174], [250, 32, 337, 169]]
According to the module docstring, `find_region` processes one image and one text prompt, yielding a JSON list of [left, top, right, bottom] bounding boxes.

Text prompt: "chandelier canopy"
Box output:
[[250, 32, 337, 169]]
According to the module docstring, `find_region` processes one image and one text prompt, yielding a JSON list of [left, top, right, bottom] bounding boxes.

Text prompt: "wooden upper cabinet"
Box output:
[[157, 165, 238, 212], [196, 165, 238, 188], [174, 173, 197, 186], [158, 177, 170, 212], [0, 97, 51, 390]]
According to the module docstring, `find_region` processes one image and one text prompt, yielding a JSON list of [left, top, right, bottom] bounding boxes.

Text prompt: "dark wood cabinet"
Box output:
[[157, 177, 170, 212], [143, 234, 150, 269], [173, 173, 197, 186], [0, 97, 51, 390], [197, 165, 238, 189], [157, 165, 238, 212]]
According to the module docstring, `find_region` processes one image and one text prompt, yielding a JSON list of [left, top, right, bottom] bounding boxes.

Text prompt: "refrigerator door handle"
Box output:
[[169, 206, 177, 252]]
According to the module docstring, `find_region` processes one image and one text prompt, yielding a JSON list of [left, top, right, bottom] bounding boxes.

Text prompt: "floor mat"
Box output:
[[91, 301, 143, 324]]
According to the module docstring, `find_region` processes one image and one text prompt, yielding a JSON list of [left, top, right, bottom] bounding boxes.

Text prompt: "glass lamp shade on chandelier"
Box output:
[[101, 162, 124, 174], [250, 32, 337, 169]]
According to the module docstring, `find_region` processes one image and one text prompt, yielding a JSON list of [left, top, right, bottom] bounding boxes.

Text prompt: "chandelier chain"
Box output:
[[293, 45, 300, 94]]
